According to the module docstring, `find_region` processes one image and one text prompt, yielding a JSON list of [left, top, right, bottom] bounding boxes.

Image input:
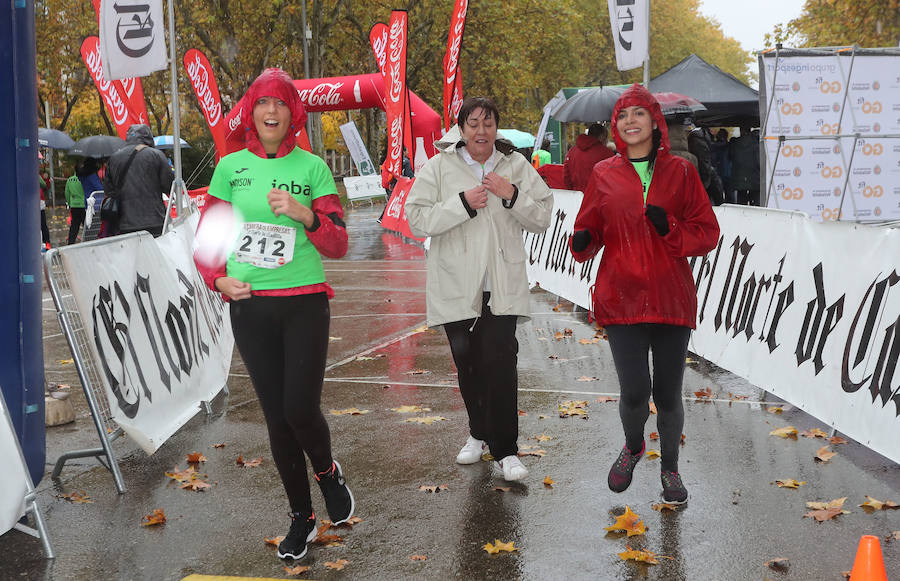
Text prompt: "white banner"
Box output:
[[343, 175, 386, 202], [526, 197, 900, 463], [59, 219, 233, 454], [0, 395, 28, 536], [339, 121, 376, 176], [99, 0, 168, 81], [607, 0, 649, 72]]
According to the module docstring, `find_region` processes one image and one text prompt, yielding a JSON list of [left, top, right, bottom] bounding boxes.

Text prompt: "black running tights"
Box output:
[[230, 293, 333, 515], [605, 324, 691, 472]]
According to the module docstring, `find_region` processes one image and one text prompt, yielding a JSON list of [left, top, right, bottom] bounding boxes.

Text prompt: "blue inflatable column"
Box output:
[[0, 0, 47, 485]]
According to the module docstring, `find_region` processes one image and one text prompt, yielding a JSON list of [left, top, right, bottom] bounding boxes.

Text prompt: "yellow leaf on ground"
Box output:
[[804, 507, 847, 522], [264, 536, 284, 546], [579, 338, 600, 344], [283, 565, 310, 575], [618, 546, 670, 564], [645, 449, 661, 460], [57, 490, 93, 504], [652, 503, 679, 512], [800, 428, 829, 439], [483, 539, 518, 554], [141, 508, 166, 526], [543, 476, 554, 488], [235, 455, 263, 467], [559, 400, 589, 418], [534, 434, 552, 442], [806, 497, 847, 510], [769, 426, 798, 438], [330, 407, 371, 415], [328, 336, 342, 342], [767, 406, 784, 414], [830, 435, 849, 445], [180, 479, 211, 492], [493, 486, 511, 492], [391, 405, 431, 413], [324, 559, 350, 570], [403, 416, 447, 425], [320, 516, 363, 528], [815, 446, 836, 463], [409, 554, 427, 561], [517, 449, 546, 458], [603, 506, 646, 537], [56, 359, 74, 365], [481, 452, 495, 461], [774, 478, 806, 489], [860, 496, 899, 511], [186, 452, 207, 464], [596, 396, 617, 403]]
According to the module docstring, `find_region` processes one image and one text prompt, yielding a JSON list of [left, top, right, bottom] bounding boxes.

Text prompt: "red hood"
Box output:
[[610, 83, 669, 157], [575, 133, 606, 151], [240, 68, 308, 158]]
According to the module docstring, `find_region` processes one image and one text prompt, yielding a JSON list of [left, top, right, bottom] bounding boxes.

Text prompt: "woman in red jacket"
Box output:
[[569, 84, 719, 504]]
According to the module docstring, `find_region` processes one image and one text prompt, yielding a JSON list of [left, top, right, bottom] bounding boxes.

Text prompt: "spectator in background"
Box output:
[[688, 125, 725, 206], [531, 137, 551, 168], [563, 122, 614, 192], [65, 162, 86, 244], [665, 118, 698, 171], [710, 128, 731, 201], [729, 126, 760, 205], [78, 158, 104, 206], [39, 170, 51, 251]]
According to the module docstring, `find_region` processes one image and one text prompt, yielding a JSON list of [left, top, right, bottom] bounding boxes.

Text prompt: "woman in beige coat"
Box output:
[[406, 97, 553, 481]]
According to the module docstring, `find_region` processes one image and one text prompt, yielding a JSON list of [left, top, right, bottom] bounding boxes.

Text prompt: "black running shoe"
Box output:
[[608, 441, 645, 493], [315, 460, 355, 524], [661, 470, 688, 504], [277, 512, 317, 560]]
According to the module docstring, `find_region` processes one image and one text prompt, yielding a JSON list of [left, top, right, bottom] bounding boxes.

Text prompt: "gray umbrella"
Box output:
[[551, 86, 628, 123], [68, 135, 127, 158], [38, 128, 75, 149]]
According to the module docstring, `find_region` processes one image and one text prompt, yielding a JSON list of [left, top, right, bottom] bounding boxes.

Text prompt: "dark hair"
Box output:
[[457, 97, 500, 128], [587, 123, 606, 139]]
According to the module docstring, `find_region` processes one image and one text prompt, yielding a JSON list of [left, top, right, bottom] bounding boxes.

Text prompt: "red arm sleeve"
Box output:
[[569, 174, 605, 262], [193, 196, 229, 292], [661, 164, 721, 258], [306, 194, 348, 259]]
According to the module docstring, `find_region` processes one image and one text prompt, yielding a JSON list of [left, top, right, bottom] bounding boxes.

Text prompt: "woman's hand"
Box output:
[[214, 276, 252, 301], [483, 172, 515, 200], [267, 188, 315, 227], [463, 184, 489, 209]]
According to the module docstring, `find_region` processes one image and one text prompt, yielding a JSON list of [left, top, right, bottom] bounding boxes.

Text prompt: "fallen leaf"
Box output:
[[418, 484, 449, 493], [814, 446, 836, 463], [767, 406, 784, 414], [324, 559, 350, 570], [391, 405, 431, 413], [886, 531, 900, 542], [800, 428, 829, 439], [681, 434, 687, 445], [141, 508, 166, 526], [559, 400, 589, 418], [355, 354, 386, 361], [596, 396, 617, 403], [579, 338, 600, 345], [236, 455, 263, 468], [264, 536, 284, 546], [493, 486, 511, 492], [538, 414, 548, 419], [57, 490, 93, 504], [829, 435, 849, 445], [409, 554, 427, 561], [603, 506, 646, 537], [651, 503, 679, 512], [186, 452, 207, 464], [212, 442, 226, 449], [649, 432, 660, 440], [728, 392, 749, 401], [180, 479, 211, 492], [533, 434, 552, 442], [165, 465, 200, 483], [645, 449, 661, 460], [769, 426, 798, 439], [765, 558, 790, 571], [330, 407, 371, 415], [553, 328, 574, 341], [328, 336, 342, 342], [518, 409, 528, 416], [552, 304, 561, 312], [577, 375, 599, 381], [618, 545, 670, 564], [481, 452, 495, 461], [774, 478, 806, 489], [56, 358, 74, 365], [320, 516, 363, 528], [806, 497, 847, 510], [693, 387, 713, 401], [283, 565, 310, 575], [405, 369, 431, 375], [483, 539, 518, 554], [685, 357, 697, 364], [403, 416, 447, 425], [803, 507, 845, 522], [517, 449, 546, 458], [860, 496, 899, 511], [543, 476, 554, 488], [548, 354, 559, 359], [648, 401, 657, 414]]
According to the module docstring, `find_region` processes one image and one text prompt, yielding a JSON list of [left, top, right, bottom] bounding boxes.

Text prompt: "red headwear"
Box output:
[[240, 68, 308, 158], [610, 83, 670, 157]]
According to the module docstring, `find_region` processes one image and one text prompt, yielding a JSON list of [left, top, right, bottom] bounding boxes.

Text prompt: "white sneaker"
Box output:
[[455, 436, 486, 464], [496, 455, 529, 481]]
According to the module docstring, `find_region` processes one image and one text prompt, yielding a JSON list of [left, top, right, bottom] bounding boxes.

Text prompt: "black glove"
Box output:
[[571, 229, 591, 252], [645, 204, 669, 236]]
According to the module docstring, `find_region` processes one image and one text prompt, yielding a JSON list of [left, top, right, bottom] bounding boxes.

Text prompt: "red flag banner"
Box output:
[[369, 23, 388, 77], [383, 10, 409, 183], [81, 36, 142, 139], [184, 49, 227, 160], [381, 177, 423, 241], [442, 0, 468, 131]]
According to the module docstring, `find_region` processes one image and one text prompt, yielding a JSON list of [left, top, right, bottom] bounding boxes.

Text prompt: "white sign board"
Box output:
[[607, 0, 649, 71], [344, 175, 386, 202], [99, 0, 168, 80], [59, 218, 233, 454], [0, 395, 28, 536]]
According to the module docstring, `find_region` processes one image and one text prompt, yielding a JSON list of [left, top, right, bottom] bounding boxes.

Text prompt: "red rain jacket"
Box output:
[[569, 84, 719, 329], [563, 133, 614, 192]]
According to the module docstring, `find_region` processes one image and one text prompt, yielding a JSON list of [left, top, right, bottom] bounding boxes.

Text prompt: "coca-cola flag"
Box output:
[[81, 36, 143, 139], [607, 0, 649, 71], [99, 0, 168, 80], [91, 0, 149, 125], [369, 23, 388, 77], [184, 49, 227, 159], [442, 0, 468, 130], [381, 177, 423, 241], [383, 10, 411, 184]]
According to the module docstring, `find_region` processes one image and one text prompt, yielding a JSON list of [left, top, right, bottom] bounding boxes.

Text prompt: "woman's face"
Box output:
[[461, 107, 497, 163], [616, 106, 656, 155], [253, 96, 292, 152]]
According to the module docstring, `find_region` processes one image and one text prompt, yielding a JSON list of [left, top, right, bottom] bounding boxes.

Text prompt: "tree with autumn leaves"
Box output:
[[36, 0, 752, 173], [767, 0, 899, 48]]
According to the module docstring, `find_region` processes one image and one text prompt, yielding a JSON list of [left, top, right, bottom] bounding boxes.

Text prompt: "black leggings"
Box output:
[[444, 292, 520, 460], [230, 293, 333, 515], [605, 324, 691, 472], [68, 207, 85, 244]]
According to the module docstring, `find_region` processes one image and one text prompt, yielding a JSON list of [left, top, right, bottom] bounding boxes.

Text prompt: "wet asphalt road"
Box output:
[[2, 204, 898, 580]]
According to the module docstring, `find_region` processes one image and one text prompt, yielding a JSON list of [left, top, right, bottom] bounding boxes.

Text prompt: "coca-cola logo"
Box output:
[[187, 53, 222, 126], [388, 15, 406, 104], [386, 187, 405, 218], [120, 77, 136, 98], [298, 82, 344, 108], [84, 41, 129, 126], [388, 63, 403, 104], [228, 110, 242, 132], [445, 2, 467, 85], [372, 29, 388, 73], [450, 85, 464, 121], [388, 117, 403, 174]]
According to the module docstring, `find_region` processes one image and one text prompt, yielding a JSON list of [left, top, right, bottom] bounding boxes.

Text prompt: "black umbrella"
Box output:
[[69, 135, 127, 158], [38, 128, 75, 149], [551, 86, 627, 123]]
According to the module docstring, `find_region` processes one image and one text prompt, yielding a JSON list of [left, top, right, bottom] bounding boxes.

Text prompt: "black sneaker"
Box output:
[[315, 460, 355, 524], [277, 512, 317, 560], [608, 441, 645, 493], [661, 470, 688, 504]]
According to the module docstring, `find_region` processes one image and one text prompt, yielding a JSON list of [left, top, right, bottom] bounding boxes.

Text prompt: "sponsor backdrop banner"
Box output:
[[607, 0, 649, 71], [526, 197, 900, 463], [99, 0, 168, 80], [184, 49, 226, 160], [0, 395, 28, 537], [59, 219, 233, 454], [760, 52, 900, 222]]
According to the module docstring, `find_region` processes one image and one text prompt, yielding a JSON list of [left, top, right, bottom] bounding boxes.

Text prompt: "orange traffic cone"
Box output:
[[849, 535, 888, 581]]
